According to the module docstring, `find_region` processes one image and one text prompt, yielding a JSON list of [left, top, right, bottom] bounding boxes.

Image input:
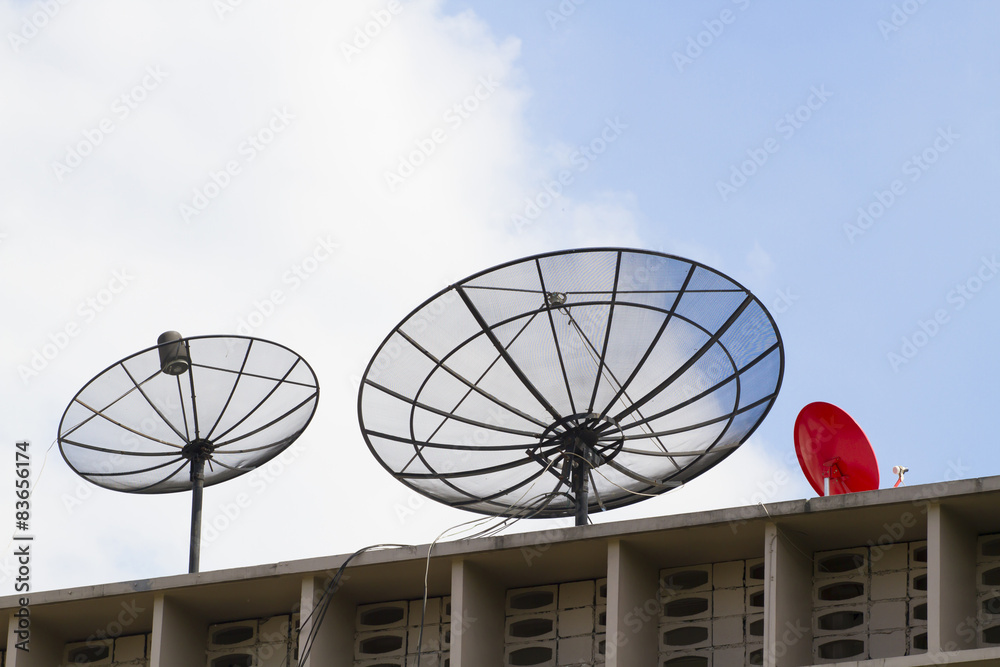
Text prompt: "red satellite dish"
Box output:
[[794, 402, 879, 496]]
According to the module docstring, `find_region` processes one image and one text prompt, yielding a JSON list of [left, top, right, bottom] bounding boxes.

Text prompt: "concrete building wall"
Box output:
[[4, 476, 1000, 667]]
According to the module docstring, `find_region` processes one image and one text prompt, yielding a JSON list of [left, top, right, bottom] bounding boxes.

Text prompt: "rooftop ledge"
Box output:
[[3, 472, 999, 609]]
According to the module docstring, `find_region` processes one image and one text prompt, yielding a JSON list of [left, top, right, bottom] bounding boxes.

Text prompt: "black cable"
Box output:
[[297, 543, 411, 667]]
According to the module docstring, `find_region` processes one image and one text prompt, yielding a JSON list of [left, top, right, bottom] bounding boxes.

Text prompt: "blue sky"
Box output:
[[1, 0, 998, 591]]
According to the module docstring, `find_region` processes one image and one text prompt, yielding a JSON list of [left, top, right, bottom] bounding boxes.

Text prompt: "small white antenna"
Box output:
[[892, 465, 908, 488]]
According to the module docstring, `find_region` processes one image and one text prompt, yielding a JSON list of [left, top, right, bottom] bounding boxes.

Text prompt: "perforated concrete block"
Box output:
[[712, 588, 744, 617], [712, 615, 744, 647], [659, 621, 712, 651], [356, 658, 405, 667], [814, 547, 868, 579], [659, 648, 712, 667], [595, 605, 606, 632], [594, 634, 606, 662], [559, 580, 595, 609], [745, 559, 765, 584], [910, 629, 928, 653], [660, 564, 712, 594], [596, 579, 607, 605], [980, 620, 1000, 647], [812, 634, 867, 664], [508, 586, 558, 613], [869, 630, 906, 660], [208, 620, 257, 649], [506, 612, 557, 642], [504, 641, 556, 667], [662, 592, 712, 621], [909, 540, 928, 566], [746, 644, 763, 666], [746, 585, 765, 611], [205, 648, 254, 667], [908, 597, 928, 626], [745, 614, 764, 641], [978, 534, 1000, 562], [813, 605, 866, 636], [354, 629, 406, 660], [978, 590, 1000, 620], [357, 601, 408, 631], [442, 596, 452, 621], [978, 562, 1000, 591], [713, 560, 745, 589], [871, 570, 908, 600], [812, 575, 866, 607], [869, 599, 906, 631], [908, 568, 928, 597]]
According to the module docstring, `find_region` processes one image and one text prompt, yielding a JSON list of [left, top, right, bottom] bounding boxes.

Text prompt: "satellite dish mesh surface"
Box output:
[[358, 248, 784, 524], [58, 334, 319, 571], [59, 335, 319, 493]]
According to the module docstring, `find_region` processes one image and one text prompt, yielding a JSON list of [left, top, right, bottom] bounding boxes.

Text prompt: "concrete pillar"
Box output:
[[450, 558, 503, 667], [605, 539, 657, 667], [764, 522, 813, 667], [150, 593, 206, 667], [6, 615, 61, 667], [927, 502, 978, 652], [299, 574, 355, 667]]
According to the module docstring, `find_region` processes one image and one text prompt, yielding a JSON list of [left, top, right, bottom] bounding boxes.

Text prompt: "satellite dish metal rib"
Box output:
[[58, 333, 320, 573], [358, 248, 784, 526]]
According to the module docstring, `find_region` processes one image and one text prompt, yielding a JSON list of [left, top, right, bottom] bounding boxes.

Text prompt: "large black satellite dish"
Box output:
[[358, 248, 784, 526], [58, 333, 320, 572]]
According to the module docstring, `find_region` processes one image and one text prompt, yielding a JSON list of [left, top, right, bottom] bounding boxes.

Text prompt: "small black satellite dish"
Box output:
[[358, 248, 783, 526], [58, 333, 320, 572]]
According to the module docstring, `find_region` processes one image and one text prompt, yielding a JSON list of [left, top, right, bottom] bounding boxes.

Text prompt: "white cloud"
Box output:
[[3, 0, 792, 590]]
